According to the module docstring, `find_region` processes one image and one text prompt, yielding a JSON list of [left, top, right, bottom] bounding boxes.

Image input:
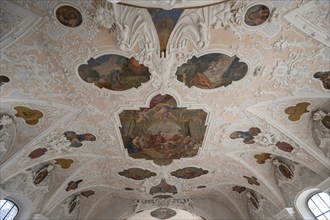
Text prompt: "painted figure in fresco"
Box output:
[[313, 71, 330, 90], [33, 164, 54, 185], [245, 5, 270, 26], [119, 94, 207, 164], [190, 72, 214, 89], [230, 127, 261, 144], [64, 131, 96, 147]]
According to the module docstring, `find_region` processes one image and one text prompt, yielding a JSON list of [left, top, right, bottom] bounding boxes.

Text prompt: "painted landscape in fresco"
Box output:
[[148, 8, 183, 52], [78, 54, 151, 91], [176, 53, 248, 89], [119, 94, 207, 165]]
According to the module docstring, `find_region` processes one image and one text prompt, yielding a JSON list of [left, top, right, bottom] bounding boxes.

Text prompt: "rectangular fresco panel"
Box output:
[[119, 95, 207, 165]]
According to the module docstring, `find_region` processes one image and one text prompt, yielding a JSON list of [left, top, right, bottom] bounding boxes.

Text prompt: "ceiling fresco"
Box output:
[[176, 53, 248, 89], [78, 55, 151, 91], [0, 0, 329, 219], [118, 168, 156, 180], [55, 5, 83, 28], [119, 94, 207, 165], [170, 167, 208, 179], [147, 8, 183, 52], [284, 102, 310, 122], [150, 208, 177, 220], [14, 106, 43, 125], [313, 71, 330, 90]]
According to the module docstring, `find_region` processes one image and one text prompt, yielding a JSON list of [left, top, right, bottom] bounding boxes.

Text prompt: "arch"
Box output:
[[0, 191, 33, 220], [295, 177, 330, 220], [307, 192, 330, 219], [0, 199, 18, 220]]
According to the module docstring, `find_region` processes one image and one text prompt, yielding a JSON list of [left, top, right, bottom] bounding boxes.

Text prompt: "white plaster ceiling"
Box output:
[[0, 0, 329, 219]]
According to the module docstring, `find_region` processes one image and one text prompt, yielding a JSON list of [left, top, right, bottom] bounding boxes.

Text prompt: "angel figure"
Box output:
[[116, 22, 130, 50]]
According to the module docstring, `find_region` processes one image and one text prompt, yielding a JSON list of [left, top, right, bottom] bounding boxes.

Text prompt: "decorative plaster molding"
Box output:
[[0, 1, 41, 51], [284, 0, 330, 47]]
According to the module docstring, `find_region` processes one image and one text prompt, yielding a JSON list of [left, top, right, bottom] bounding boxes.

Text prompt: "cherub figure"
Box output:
[[116, 22, 129, 50]]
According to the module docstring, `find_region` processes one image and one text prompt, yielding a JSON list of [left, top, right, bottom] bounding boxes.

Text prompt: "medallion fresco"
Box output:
[[66, 179, 83, 191], [0, 75, 9, 87], [118, 168, 156, 180], [64, 131, 96, 147], [254, 153, 271, 164], [276, 141, 294, 153], [243, 176, 260, 186], [284, 102, 310, 121], [56, 5, 82, 27], [147, 9, 183, 52], [119, 94, 207, 165], [244, 5, 270, 26], [170, 167, 208, 179], [176, 53, 248, 89], [14, 106, 43, 125], [230, 127, 261, 144], [233, 186, 246, 193], [313, 71, 330, 90], [78, 55, 151, 91], [150, 208, 177, 220]]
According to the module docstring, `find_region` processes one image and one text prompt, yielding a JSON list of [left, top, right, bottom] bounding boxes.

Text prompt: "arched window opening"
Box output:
[[0, 199, 18, 220], [307, 192, 330, 220]]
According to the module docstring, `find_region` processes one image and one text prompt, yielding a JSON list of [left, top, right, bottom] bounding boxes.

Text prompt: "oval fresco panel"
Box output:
[[119, 94, 207, 165], [150, 208, 177, 220], [78, 55, 151, 91], [170, 167, 208, 179], [176, 53, 248, 89], [244, 5, 270, 26], [56, 5, 82, 27], [118, 168, 156, 180]]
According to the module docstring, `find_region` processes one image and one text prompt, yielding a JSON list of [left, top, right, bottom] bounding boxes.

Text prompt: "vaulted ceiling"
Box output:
[[0, 0, 329, 219]]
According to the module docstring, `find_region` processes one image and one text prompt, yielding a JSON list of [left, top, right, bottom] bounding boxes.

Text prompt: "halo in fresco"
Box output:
[[176, 53, 248, 89], [244, 5, 270, 26], [78, 55, 151, 91], [56, 5, 83, 27], [119, 94, 207, 165]]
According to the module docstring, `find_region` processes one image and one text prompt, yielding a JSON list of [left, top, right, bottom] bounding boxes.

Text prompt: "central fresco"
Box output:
[[119, 94, 207, 165]]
